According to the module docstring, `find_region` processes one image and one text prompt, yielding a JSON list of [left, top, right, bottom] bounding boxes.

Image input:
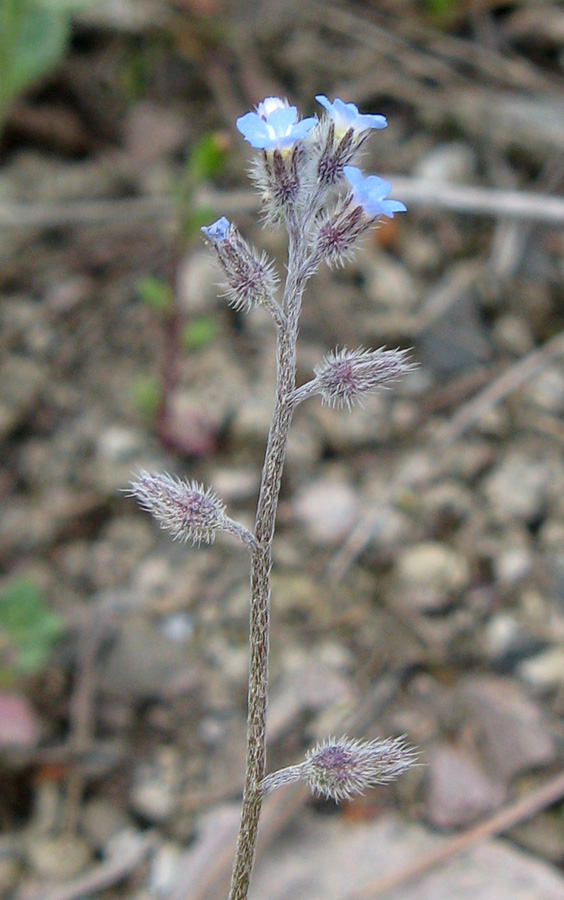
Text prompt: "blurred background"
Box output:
[[1, 1, 564, 898]]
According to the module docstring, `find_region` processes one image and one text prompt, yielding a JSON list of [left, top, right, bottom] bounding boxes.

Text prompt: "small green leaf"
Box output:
[[186, 132, 228, 183], [183, 316, 217, 350], [6, 5, 70, 99], [130, 376, 161, 420], [0, 579, 64, 679], [137, 277, 174, 314]]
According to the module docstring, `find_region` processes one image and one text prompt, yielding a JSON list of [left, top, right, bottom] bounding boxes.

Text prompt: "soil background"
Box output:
[[2, 1, 564, 899]]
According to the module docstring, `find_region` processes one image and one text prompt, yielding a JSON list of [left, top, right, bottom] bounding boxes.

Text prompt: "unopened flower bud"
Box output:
[[314, 346, 413, 409], [259, 735, 417, 802], [303, 735, 417, 802], [202, 218, 278, 313], [129, 470, 226, 545]]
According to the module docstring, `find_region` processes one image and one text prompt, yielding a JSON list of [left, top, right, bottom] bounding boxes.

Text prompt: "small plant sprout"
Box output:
[[130, 93, 416, 900]]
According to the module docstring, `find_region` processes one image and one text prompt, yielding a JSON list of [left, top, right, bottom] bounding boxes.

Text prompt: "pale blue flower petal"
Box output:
[[316, 95, 387, 132], [343, 166, 406, 218], [237, 100, 316, 150], [201, 216, 230, 242]]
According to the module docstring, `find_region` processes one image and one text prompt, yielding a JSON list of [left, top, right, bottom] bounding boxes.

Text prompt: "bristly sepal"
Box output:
[[128, 470, 227, 546], [201, 217, 279, 313], [259, 735, 418, 802]]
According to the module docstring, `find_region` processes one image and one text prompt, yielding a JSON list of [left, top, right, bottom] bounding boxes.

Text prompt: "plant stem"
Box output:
[[227, 219, 309, 900]]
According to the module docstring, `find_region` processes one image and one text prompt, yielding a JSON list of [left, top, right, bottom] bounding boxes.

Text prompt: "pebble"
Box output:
[[395, 541, 470, 612], [81, 798, 135, 853], [426, 743, 506, 828], [130, 747, 181, 823], [481, 449, 554, 523], [525, 365, 564, 415], [460, 675, 556, 781], [414, 141, 477, 183], [364, 252, 420, 311], [0, 838, 21, 897], [492, 313, 535, 356], [149, 840, 184, 898], [518, 647, 564, 690], [293, 475, 359, 546], [493, 531, 534, 586], [25, 834, 92, 881], [0, 356, 47, 441], [123, 102, 185, 166], [99, 614, 194, 700]]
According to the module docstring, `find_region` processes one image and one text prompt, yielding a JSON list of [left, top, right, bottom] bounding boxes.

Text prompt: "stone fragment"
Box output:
[[426, 743, 506, 829], [460, 676, 556, 781]]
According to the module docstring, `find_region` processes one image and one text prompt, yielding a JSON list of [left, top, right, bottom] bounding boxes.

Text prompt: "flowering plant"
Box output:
[[130, 93, 415, 900]]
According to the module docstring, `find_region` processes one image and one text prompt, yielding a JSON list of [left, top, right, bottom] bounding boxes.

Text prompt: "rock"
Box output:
[[364, 252, 420, 312], [0, 838, 21, 897], [149, 840, 184, 899], [484, 613, 544, 668], [518, 647, 564, 690], [25, 834, 91, 881], [525, 366, 564, 415], [492, 531, 534, 586], [81, 798, 135, 853], [460, 676, 556, 781], [293, 474, 359, 547], [492, 314, 535, 356], [0, 356, 47, 440], [0, 692, 41, 748], [425, 743, 506, 829], [395, 541, 470, 612], [130, 747, 182, 823], [482, 449, 561, 524], [249, 810, 564, 900], [414, 141, 477, 183], [99, 614, 194, 700]]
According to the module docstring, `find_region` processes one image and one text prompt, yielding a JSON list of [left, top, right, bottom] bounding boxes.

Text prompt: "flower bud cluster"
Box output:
[[201, 217, 278, 313], [129, 470, 227, 545], [314, 346, 414, 409], [259, 735, 417, 802]]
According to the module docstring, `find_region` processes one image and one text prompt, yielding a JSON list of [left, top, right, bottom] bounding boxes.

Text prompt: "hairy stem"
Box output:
[[227, 219, 310, 900]]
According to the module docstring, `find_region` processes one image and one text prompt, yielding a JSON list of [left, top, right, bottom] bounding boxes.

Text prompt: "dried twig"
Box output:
[[1, 179, 564, 230], [346, 768, 564, 899]]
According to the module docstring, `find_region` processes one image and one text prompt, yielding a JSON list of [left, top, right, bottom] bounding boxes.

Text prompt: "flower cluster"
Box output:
[[259, 735, 417, 802], [225, 93, 406, 232]]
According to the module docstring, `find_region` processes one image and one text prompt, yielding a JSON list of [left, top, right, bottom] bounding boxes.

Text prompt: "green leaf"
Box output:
[[186, 132, 228, 183], [5, 5, 70, 100], [0, 578, 64, 679], [137, 277, 174, 314], [130, 376, 161, 420], [182, 316, 217, 350]]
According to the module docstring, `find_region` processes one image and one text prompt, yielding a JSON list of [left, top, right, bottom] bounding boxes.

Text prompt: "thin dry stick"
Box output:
[[347, 768, 564, 900], [2, 178, 564, 229], [439, 329, 564, 445]]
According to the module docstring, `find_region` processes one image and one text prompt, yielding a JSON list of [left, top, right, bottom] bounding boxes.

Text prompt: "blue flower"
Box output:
[[201, 216, 230, 243], [236, 97, 316, 150], [316, 96, 387, 136], [343, 166, 406, 218]]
